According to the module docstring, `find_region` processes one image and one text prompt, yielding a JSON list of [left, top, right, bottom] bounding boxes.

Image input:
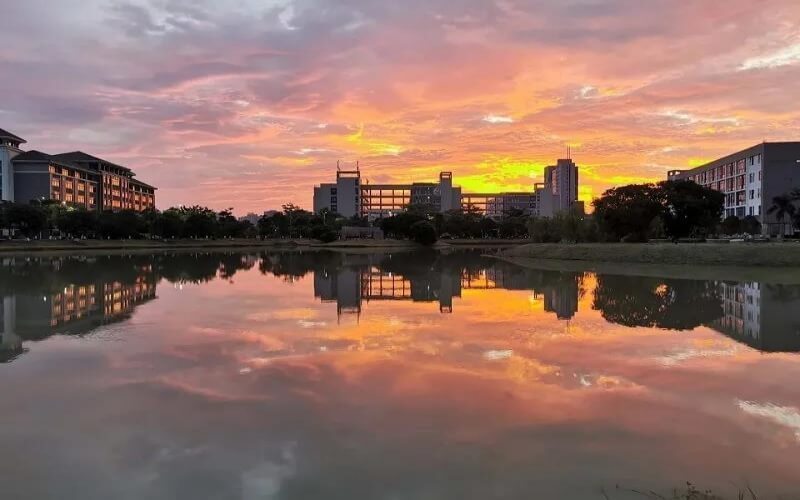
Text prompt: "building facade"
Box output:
[[11, 151, 99, 210], [0, 128, 155, 211], [545, 159, 579, 214], [313, 159, 580, 219], [667, 142, 800, 234]]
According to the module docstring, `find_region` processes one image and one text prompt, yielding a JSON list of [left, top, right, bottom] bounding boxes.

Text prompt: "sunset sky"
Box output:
[[2, 0, 800, 213]]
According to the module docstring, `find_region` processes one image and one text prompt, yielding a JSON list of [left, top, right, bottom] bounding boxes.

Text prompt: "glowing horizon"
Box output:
[[2, 0, 799, 214]]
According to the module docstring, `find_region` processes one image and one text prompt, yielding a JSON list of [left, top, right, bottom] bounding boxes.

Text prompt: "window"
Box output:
[[749, 207, 754, 216], [749, 173, 754, 183], [750, 190, 754, 200]]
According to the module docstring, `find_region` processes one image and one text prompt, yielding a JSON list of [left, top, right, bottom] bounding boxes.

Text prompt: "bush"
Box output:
[[721, 216, 742, 235], [311, 226, 338, 243], [409, 221, 437, 245]]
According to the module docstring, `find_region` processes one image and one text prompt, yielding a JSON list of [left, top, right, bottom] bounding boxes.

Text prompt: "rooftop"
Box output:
[[0, 127, 26, 144], [53, 151, 131, 172], [13, 150, 94, 174], [129, 177, 157, 190]]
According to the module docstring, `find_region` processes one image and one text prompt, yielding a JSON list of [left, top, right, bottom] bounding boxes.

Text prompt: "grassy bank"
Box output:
[[0, 238, 316, 256], [0, 237, 531, 255], [502, 242, 800, 267]]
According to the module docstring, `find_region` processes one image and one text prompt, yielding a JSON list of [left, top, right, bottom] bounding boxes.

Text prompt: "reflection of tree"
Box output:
[[593, 275, 724, 330], [258, 251, 344, 281], [155, 253, 231, 283]]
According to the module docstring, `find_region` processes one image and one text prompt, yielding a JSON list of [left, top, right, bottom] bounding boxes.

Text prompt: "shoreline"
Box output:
[[495, 242, 800, 283], [0, 237, 531, 256], [494, 255, 800, 284], [500, 242, 800, 267]]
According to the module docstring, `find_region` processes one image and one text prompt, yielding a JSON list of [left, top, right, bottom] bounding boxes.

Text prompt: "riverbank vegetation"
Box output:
[[3, 180, 798, 247], [501, 242, 800, 267]]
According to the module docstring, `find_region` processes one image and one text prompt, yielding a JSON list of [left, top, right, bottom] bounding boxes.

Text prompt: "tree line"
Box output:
[[2, 179, 785, 243], [0, 202, 255, 240]]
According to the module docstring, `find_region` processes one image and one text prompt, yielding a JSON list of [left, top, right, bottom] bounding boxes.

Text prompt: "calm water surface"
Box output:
[[1, 250, 800, 499]]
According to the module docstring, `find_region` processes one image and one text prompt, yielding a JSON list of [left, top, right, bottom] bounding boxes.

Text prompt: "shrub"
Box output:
[[409, 221, 437, 245]]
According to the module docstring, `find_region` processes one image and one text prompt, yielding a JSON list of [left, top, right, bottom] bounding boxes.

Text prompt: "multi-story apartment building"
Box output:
[[313, 159, 580, 219], [0, 127, 156, 211], [11, 151, 99, 210], [667, 142, 800, 235], [52, 152, 156, 211]]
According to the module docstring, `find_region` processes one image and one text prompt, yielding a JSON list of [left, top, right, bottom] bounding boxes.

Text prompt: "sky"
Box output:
[[1, 0, 800, 214]]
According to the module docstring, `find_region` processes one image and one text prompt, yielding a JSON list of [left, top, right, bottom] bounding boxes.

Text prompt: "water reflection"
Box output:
[[2, 250, 800, 498], [0, 253, 256, 362], [3, 251, 800, 363]]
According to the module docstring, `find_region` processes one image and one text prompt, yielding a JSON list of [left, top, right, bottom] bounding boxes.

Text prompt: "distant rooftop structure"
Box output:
[[0, 128, 26, 144], [53, 151, 132, 173], [313, 159, 580, 219]]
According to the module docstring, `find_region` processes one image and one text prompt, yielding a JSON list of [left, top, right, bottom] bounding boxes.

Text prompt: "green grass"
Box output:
[[502, 242, 800, 267]]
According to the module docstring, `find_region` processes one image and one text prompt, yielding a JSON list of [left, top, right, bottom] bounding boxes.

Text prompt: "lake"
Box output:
[[1, 249, 799, 499]]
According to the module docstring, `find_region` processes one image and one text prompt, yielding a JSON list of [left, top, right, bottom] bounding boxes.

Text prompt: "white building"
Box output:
[[668, 142, 800, 235]]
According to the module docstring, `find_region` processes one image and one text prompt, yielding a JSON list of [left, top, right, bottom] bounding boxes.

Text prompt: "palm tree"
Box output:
[[768, 194, 797, 237]]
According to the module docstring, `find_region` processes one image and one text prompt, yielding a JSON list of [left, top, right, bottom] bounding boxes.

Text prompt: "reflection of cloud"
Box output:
[[248, 308, 321, 322], [655, 347, 738, 366], [298, 320, 327, 329], [241, 442, 297, 500], [737, 400, 800, 440], [574, 373, 634, 390]]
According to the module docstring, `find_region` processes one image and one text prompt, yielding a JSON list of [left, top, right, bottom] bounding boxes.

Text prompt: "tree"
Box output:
[[409, 220, 437, 245], [741, 215, 762, 235], [657, 180, 724, 240], [98, 210, 142, 239], [526, 217, 560, 243], [768, 194, 797, 236], [593, 184, 662, 242], [498, 208, 529, 238], [57, 208, 98, 238], [153, 209, 184, 238], [180, 206, 218, 238], [216, 208, 251, 238], [721, 216, 742, 236], [4, 203, 48, 237]]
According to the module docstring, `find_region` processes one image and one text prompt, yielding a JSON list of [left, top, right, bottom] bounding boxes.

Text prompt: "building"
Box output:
[[313, 159, 580, 219], [667, 142, 800, 235], [0, 128, 26, 201], [0, 127, 155, 211], [315, 168, 462, 219], [545, 159, 579, 214]]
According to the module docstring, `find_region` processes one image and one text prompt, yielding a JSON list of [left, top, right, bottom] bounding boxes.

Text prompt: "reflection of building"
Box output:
[[313, 263, 580, 319], [544, 283, 579, 321], [0, 271, 157, 362], [313, 160, 581, 219], [667, 142, 800, 235], [711, 282, 800, 352]]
